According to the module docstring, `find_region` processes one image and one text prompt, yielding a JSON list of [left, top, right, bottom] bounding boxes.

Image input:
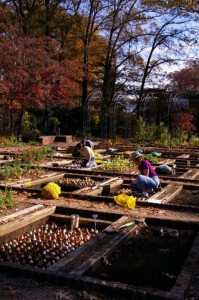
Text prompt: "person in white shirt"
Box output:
[[80, 139, 94, 149], [76, 142, 95, 168]]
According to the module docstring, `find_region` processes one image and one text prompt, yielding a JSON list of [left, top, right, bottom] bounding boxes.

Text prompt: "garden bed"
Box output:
[[169, 188, 199, 206], [87, 224, 197, 292], [0, 145, 199, 299]]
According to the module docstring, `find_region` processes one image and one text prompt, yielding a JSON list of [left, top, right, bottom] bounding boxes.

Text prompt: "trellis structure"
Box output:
[[83, 90, 107, 137], [109, 93, 134, 138], [168, 94, 181, 131], [83, 91, 135, 138], [139, 93, 156, 123], [139, 92, 185, 132]]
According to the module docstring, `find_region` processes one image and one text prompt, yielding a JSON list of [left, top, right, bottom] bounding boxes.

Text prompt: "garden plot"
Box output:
[[0, 204, 56, 244], [46, 159, 100, 170], [33, 157, 74, 167], [0, 207, 119, 273], [92, 181, 184, 205], [168, 185, 199, 207], [0, 219, 99, 269], [8, 173, 122, 196], [155, 167, 199, 183], [0, 155, 14, 165], [153, 166, 199, 183], [39, 175, 121, 196], [179, 168, 199, 180], [0, 154, 74, 168], [152, 157, 176, 165], [0, 170, 65, 188], [0, 192, 198, 298], [45, 161, 192, 180], [68, 217, 199, 300], [79, 178, 198, 209], [175, 156, 199, 169], [0, 208, 199, 300], [44, 156, 137, 176]]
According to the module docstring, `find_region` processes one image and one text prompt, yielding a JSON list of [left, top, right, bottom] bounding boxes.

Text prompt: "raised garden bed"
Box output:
[[11, 173, 122, 196], [0, 171, 65, 188], [1, 210, 198, 300], [0, 144, 199, 299], [169, 186, 199, 206], [86, 222, 197, 292]]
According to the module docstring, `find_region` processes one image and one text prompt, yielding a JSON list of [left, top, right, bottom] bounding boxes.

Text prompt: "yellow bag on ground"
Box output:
[[41, 182, 61, 199], [114, 193, 136, 209]]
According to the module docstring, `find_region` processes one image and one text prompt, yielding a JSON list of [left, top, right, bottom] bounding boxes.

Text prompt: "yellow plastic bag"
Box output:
[[41, 182, 61, 199], [114, 193, 136, 209]]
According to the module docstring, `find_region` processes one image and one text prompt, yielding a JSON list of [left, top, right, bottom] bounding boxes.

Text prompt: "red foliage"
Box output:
[[170, 64, 199, 94], [0, 33, 79, 112], [173, 112, 196, 132]]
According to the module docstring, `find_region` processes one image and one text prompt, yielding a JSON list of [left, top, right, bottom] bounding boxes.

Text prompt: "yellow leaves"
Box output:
[[93, 150, 102, 158], [142, 0, 198, 9], [11, 100, 22, 111], [95, 159, 104, 164]]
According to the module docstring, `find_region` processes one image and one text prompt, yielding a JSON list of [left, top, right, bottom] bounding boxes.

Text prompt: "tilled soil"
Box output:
[[0, 272, 82, 300], [87, 225, 196, 291], [0, 188, 199, 299], [170, 189, 199, 206]]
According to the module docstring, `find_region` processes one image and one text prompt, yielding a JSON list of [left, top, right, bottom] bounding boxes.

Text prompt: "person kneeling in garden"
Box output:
[[76, 142, 96, 168], [155, 164, 174, 175], [130, 151, 160, 198], [80, 139, 94, 149]]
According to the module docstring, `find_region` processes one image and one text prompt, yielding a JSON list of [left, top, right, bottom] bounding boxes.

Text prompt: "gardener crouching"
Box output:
[[76, 142, 96, 168], [130, 151, 160, 198]]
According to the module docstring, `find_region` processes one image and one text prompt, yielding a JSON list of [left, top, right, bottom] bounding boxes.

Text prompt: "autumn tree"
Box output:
[[172, 112, 196, 132], [95, 0, 152, 137], [131, 1, 198, 116], [1, 0, 199, 139], [169, 61, 199, 94], [1, 0, 69, 36], [0, 26, 78, 137], [142, 0, 199, 11], [73, 0, 109, 106]]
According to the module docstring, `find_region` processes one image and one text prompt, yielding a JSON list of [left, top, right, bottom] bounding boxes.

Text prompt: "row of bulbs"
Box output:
[[57, 177, 98, 187], [0, 222, 98, 269]]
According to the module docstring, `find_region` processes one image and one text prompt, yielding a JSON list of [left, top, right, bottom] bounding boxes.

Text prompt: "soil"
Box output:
[[0, 149, 199, 299], [0, 169, 58, 186], [0, 272, 82, 300], [0, 201, 33, 219], [111, 181, 199, 205], [88, 225, 197, 291], [170, 189, 199, 206], [0, 213, 197, 299]]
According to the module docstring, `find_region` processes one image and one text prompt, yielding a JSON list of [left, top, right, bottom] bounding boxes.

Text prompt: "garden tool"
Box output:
[[91, 177, 118, 190], [105, 218, 146, 233]]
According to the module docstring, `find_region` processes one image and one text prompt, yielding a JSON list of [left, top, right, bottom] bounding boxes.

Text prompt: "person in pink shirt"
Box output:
[[130, 151, 160, 197]]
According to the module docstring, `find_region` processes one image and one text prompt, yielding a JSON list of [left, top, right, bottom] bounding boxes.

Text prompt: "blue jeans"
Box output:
[[131, 175, 160, 190], [81, 157, 95, 168]]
